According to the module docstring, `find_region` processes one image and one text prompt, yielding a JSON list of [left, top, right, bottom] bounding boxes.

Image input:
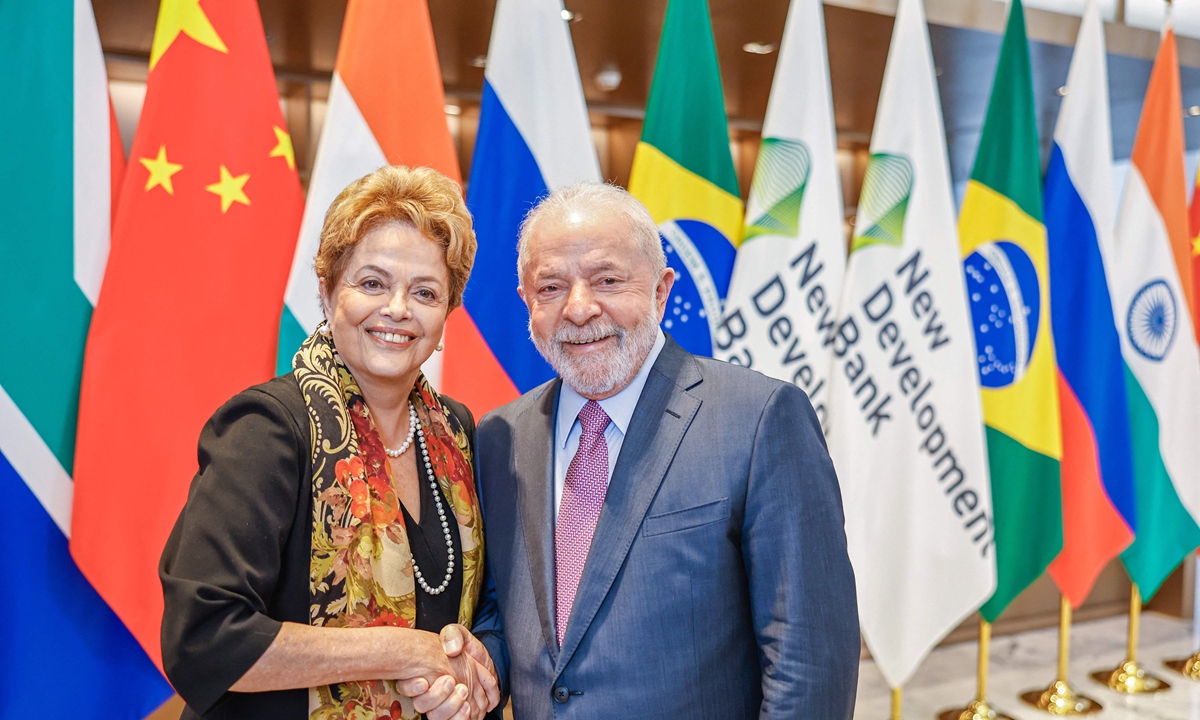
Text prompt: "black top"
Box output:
[[402, 459, 463, 631], [159, 374, 476, 720]]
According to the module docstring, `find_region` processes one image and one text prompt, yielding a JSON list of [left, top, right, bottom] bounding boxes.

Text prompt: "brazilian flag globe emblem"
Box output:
[[629, 0, 744, 357], [959, 0, 1063, 622]]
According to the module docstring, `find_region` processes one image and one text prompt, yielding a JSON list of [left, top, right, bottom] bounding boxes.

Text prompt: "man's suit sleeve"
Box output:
[[743, 383, 859, 720], [469, 418, 511, 713]]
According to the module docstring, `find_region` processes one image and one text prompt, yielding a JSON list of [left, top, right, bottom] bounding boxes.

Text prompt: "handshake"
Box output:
[[395, 624, 501, 720]]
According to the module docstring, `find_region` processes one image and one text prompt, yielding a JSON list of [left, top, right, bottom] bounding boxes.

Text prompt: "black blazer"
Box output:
[[159, 374, 476, 719]]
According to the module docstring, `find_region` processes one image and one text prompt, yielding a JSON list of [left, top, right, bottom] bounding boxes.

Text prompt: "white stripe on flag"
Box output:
[[0, 384, 72, 536], [484, 0, 600, 190], [73, 0, 111, 307], [284, 72, 387, 333], [1113, 168, 1200, 521]]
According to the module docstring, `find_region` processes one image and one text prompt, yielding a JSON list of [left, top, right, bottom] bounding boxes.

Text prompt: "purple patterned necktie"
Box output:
[[554, 399, 612, 646]]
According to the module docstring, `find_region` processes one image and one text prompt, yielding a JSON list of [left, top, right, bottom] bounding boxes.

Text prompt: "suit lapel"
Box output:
[[555, 339, 703, 675], [517, 379, 561, 661]]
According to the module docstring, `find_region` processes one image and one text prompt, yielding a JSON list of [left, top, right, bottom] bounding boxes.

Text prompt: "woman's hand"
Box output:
[[397, 624, 499, 720], [388, 627, 477, 693]]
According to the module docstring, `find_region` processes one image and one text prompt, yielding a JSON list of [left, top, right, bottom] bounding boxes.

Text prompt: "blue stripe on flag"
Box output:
[[463, 80, 556, 393], [0, 450, 172, 717], [1045, 143, 1137, 529]]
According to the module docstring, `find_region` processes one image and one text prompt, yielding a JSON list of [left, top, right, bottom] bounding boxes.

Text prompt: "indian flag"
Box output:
[[0, 0, 172, 715], [1107, 23, 1200, 599], [958, 0, 1063, 621], [279, 0, 459, 382], [629, 0, 743, 357]]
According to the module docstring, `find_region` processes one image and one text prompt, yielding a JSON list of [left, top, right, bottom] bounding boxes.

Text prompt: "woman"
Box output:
[[161, 165, 499, 720]]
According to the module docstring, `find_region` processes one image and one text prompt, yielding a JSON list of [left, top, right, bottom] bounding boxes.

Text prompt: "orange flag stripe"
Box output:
[[336, 0, 460, 181], [1131, 28, 1194, 314]]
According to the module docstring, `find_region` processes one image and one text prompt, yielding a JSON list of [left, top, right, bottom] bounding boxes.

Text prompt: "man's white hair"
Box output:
[[516, 182, 666, 283]]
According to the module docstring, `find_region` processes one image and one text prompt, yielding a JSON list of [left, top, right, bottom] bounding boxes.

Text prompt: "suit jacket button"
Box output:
[[552, 685, 570, 703]]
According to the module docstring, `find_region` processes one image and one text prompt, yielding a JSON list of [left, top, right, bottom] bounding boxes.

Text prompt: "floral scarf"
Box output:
[[293, 329, 484, 720]]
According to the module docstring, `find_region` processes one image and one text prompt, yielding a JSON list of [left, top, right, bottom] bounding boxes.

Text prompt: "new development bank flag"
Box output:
[[1108, 25, 1200, 598], [629, 0, 743, 356], [280, 0, 459, 381], [446, 0, 601, 414], [828, 0, 992, 688], [960, 0, 1063, 621], [1044, 0, 1136, 607], [717, 0, 843, 430], [0, 1, 171, 715]]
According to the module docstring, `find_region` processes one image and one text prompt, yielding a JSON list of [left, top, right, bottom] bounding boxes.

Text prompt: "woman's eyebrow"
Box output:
[[352, 264, 394, 280]]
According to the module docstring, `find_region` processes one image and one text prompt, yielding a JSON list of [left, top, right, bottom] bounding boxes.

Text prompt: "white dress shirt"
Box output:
[[553, 330, 666, 520]]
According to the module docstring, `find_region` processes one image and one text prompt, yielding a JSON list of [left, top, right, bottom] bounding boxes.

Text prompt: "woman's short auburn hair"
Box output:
[[315, 165, 477, 309]]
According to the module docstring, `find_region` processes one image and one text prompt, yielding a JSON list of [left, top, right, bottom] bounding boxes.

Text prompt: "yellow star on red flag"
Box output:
[[269, 126, 296, 169], [205, 165, 250, 213], [1192, 235, 1200, 257], [149, 0, 228, 70], [139, 146, 183, 194]]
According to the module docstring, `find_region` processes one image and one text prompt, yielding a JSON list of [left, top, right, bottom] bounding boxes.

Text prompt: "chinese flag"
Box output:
[[71, 0, 303, 666]]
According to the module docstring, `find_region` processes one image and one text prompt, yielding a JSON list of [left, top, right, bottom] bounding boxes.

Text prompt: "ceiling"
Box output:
[[93, 0, 1200, 193]]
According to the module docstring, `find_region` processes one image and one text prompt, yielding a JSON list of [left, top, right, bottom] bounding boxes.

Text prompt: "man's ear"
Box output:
[[517, 284, 527, 305], [655, 267, 676, 320]]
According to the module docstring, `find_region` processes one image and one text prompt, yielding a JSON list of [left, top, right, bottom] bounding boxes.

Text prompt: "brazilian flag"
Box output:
[[629, 0, 744, 357], [958, 0, 1063, 621]]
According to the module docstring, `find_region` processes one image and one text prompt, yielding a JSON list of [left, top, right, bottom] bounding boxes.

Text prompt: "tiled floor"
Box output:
[[856, 613, 1200, 719]]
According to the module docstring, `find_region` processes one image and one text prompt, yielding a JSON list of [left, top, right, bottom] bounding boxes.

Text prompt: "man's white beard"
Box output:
[[531, 302, 660, 398]]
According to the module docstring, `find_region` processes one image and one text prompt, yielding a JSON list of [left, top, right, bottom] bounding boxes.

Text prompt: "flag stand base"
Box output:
[[1164, 654, 1200, 680], [1090, 661, 1170, 693], [1020, 682, 1101, 715], [1020, 598, 1102, 714], [936, 699, 1015, 720], [937, 622, 1016, 720], [1090, 585, 1170, 693]]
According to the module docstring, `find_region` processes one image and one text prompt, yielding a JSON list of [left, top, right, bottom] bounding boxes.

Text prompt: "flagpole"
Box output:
[[1164, 554, 1200, 679], [937, 621, 1015, 720], [1020, 596, 1101, 714], [1091, 584, 1170, 692]]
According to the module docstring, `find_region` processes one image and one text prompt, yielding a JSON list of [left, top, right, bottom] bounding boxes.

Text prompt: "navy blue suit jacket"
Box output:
[[471, 336, 859, 719]]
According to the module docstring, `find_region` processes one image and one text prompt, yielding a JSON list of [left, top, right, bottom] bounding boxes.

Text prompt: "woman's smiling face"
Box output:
[[321, 222, 451, 395]]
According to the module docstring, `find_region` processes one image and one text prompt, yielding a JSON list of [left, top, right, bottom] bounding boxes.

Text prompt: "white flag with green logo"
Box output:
[[716, 0, 843, 432], [826, 0, 993, 688]]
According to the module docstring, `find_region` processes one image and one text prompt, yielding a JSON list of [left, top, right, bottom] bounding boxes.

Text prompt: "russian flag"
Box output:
[[1044, 0, 1136, 607], [440, 0, 601, 415]]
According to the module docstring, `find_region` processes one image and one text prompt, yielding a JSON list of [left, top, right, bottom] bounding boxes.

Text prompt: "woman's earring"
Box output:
[[319, 321, 332, 338], [436, 341, 444, 352]]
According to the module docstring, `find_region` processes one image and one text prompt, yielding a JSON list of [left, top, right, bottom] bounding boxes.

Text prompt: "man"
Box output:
[[470, 182, 859, 718]]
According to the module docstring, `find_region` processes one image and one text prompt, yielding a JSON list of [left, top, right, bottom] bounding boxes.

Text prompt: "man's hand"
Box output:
[[399, 624, 500, 720]]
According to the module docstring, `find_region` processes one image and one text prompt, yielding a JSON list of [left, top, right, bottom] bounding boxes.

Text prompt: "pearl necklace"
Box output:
[[409, 413, 455, 595], [383, 402, 418, 458]]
